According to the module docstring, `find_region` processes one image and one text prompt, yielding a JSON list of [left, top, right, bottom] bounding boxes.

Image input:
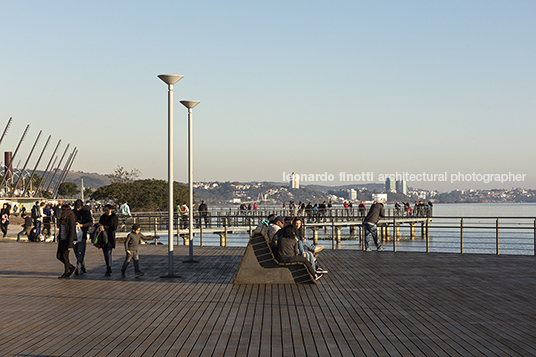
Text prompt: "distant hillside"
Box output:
[[36, 170, 111, 189]]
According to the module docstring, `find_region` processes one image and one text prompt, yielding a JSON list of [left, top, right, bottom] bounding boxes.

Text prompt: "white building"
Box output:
[[372, 193, 388, 203], [348, 189, 357, 201], [290, 172, 300, 189]]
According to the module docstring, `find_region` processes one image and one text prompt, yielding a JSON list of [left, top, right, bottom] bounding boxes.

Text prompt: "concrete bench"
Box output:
[[233, 224, 316, 284]]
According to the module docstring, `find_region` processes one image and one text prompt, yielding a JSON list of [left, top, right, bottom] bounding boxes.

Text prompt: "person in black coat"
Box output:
[[73, 199, 93, 275], [1, 203, 11, 237], [99, 204, 118, 276], [56, 204, 76, 279]]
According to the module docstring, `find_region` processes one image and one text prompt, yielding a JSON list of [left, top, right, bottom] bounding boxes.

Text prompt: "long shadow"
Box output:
[[69, 253, 244, 284]]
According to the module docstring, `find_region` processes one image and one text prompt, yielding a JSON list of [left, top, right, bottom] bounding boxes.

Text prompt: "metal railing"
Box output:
[[96, 210, 535, 256]]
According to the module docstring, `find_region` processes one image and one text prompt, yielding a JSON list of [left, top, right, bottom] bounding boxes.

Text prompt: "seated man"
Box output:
[[268, 216, 284, 243], [277, 222, 320, 280]]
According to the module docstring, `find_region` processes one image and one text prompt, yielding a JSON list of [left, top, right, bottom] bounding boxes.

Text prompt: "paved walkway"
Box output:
[[0, 241, 534, 356]]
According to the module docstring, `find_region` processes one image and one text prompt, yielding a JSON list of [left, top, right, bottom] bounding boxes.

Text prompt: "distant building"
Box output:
[[386, 178, 396, 193], [348, 189, 357, 201], [396, 180, 407, 195], [290, 172, 300, 189], [372, 193, 388, 203]]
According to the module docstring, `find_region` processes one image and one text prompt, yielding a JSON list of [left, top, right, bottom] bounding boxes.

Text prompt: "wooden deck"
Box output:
[[0, 242, 534, 356]]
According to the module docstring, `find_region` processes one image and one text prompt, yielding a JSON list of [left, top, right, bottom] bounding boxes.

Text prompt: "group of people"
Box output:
[[265, 214, 328, 280], [176, 200, 210, 229], [393, 201, 433, 217], [52, 200, 147, 279]]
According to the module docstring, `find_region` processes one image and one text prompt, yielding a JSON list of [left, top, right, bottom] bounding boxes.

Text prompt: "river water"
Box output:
[[151, 203, 536, 255]]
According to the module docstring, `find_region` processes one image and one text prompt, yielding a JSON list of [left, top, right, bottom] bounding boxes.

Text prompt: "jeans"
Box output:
[[298, 240, 316, 271], [363, 222, 382, 249], [34, 220, 42, 237], [73, 237, 87, 271]]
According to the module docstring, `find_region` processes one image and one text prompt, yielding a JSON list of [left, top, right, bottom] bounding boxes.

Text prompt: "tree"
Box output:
[[58, 182, 80, 198], [84, 187, 94, 198], [108, 166, 141, 184], [90, 179, 189, 212]]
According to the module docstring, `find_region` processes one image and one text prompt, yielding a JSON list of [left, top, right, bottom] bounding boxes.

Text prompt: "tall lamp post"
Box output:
[[180, 100, 200, 263], [158, 74, 184, 278]]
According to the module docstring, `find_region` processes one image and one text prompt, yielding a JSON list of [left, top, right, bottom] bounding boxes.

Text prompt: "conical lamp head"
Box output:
[[180, 100, 200, 109], [158, 74, 184, 85]]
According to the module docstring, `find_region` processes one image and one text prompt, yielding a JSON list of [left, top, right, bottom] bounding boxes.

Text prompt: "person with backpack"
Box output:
[[1, 203, 11, 238]]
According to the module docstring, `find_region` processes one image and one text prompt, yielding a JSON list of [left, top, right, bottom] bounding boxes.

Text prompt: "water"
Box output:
[[148, 203, 536, 255]]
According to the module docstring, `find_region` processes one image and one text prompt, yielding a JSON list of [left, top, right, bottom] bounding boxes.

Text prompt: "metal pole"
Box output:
[[23, 135, 50, 196], [158, 74, 183, 278], [460, 218, 464, 254], [34, 139, 60, 196], [12, 131, 42, 196], [54, 149, 77, 199], [496, 219, 500, 255], [180, 101, 200, 263], [52, 150, 73, 196], [0, 117, 13, 147], [53, 147, 76, 198], [0, 124, 29, 191], [45, 143, 69, 193]]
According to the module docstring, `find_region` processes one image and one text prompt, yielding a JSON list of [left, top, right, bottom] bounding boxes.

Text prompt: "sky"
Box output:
[[1, 0, 535, 192]]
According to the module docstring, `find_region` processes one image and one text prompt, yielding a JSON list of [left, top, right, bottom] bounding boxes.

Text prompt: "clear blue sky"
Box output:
[[1, 0, 535, 191]]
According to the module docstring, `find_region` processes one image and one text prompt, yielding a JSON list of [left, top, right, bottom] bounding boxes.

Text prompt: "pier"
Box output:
[[0, 242, 534, 356]]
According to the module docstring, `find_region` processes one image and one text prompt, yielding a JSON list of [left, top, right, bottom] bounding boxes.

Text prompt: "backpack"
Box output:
[[31, 206, 41, 219], [29, 227, 37, 242]]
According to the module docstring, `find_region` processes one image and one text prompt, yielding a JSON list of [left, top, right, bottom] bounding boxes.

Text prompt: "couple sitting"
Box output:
[[268, 215, 327, 280]]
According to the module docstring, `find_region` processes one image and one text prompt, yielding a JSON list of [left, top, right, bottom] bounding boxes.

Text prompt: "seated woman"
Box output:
[[277, 222, 319, 280]]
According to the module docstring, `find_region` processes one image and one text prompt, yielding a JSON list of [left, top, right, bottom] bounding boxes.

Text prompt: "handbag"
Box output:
[[74, 226, 84, 244]]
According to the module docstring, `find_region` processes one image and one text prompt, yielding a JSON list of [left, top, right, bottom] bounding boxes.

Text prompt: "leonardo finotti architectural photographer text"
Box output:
[[283, 172, 526, 184]]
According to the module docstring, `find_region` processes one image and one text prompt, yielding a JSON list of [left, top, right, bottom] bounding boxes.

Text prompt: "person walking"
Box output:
[[363, 202, 385, 252], [120, 223, 147, 278], [99, 204, 118, 276], [17, 212, 33, 241], [56, 204, 77, 279], [73, 199, 93, 275], [1, 202, 11, 237]]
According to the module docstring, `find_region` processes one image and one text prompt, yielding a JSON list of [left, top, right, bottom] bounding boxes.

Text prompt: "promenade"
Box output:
[[0, 241, 534, 356]]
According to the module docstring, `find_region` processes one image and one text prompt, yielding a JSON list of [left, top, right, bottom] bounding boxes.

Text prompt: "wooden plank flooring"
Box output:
[[0, 241, 535, 356]]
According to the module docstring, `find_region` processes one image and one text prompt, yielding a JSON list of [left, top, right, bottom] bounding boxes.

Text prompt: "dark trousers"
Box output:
[[121, 250, 140, 273], [56, 239, 73, 275], [102, 246, 113, 271], [1, 222, 8, 237], [73, 238, 87, 271]]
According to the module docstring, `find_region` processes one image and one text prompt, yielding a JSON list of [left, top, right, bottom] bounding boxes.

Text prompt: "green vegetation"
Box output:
[[90, 179, 189, 212]]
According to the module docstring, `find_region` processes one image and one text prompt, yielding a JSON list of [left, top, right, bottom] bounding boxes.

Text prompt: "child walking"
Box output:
[[121, 223, 146, 278]]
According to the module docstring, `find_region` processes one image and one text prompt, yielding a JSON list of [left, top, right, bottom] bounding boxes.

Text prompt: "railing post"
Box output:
[[200, 222, 203, 247], [425, 221, 429, 253], [460, 218, 464, 254], [393, 217, 397, 252], [331, 218, 335, 249], [496, 219, 500, 255]]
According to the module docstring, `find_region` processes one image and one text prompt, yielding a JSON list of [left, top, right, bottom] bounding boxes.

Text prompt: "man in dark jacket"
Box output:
[[74, 199, 93, 275], [363, 202, 385, 251]]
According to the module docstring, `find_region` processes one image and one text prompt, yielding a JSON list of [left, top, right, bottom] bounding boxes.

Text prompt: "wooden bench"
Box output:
[[233, 224, 316, 284]]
